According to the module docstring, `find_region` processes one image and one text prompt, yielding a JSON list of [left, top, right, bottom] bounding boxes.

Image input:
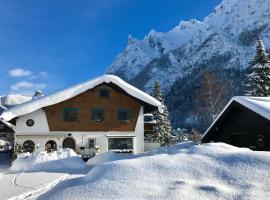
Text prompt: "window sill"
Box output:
[[118, 120, 130, 123], [92, 120, 104, 123], [109, 149, 133, 153]]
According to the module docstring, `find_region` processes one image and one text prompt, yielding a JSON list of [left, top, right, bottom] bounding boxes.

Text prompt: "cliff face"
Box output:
[[107, 0, 270, 130]]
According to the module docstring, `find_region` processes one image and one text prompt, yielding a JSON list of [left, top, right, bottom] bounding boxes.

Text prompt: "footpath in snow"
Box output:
[[38, 142, 270, 200], [0, 149, 87, 200]]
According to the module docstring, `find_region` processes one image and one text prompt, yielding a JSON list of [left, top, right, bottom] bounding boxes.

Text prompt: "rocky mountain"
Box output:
[[0, 94, 31, 108], [106, 0, 270, 131]]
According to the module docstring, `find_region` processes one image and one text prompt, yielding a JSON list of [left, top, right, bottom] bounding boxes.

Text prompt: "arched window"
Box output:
[[23, 140, 35, 153], [45, 140, 57, 152]]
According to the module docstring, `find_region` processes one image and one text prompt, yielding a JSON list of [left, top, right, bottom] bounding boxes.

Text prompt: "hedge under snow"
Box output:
[[10, 148, 86, 172]]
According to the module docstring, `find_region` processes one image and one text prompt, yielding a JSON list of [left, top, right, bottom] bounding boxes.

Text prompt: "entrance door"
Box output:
[[63, 138, 76, 150]]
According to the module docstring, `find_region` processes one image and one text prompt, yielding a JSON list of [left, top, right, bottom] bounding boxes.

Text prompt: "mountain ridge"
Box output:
[[106, 0, 270, 130]]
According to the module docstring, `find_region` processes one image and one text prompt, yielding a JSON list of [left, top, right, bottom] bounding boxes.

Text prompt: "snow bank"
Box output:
[[40, 142, 270, 200], [87, 152, 134, 167], [10, 148, 86, 172]]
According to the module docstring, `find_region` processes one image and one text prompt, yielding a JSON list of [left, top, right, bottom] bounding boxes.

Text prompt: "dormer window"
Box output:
[[99, 88, 109, 98]]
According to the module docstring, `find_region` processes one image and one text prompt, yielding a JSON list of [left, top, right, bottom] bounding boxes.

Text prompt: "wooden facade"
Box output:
[[202, 101, 270, 151], [45, 83, 141, 132]]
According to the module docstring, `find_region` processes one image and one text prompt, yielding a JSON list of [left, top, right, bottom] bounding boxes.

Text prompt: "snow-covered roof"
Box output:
[[0, 118, 14, 129], [0, 75, 163, 121], [203, 96, 270, 139]]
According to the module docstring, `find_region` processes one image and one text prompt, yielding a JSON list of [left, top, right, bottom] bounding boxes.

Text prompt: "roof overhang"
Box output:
[[0, 118, 15, 130], [0, 75, 163, 121], [202, 96, 270, 141]]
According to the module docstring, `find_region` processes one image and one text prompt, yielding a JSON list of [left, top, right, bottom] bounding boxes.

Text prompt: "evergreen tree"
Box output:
[[151, 79, 172, 146], [246, 38, 270, 96], [251, 38, 269, 65]]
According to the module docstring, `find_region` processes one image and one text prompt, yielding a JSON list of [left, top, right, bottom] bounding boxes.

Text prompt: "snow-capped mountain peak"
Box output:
[[0, 94, 32, 108], [106, 0, 270, 130], [106, 19, 205, 79]]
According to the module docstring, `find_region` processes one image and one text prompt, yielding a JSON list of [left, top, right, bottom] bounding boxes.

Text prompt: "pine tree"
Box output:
[[151, 79, 172, 146], [246, 38, 270, 96], [251, 38, 269, 65]]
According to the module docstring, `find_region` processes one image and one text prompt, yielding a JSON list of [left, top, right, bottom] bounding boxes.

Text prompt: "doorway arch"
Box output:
[[62, 137, 76, 150], [45, 140, 57, 152]]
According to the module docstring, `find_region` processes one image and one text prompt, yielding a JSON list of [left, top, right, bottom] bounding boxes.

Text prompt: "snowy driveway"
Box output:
[[0, 153, 85, 200]]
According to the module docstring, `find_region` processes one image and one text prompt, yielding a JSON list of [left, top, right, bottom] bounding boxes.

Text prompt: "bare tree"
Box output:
[[190, 129, 202, 144], [195, 70, 229, 128]]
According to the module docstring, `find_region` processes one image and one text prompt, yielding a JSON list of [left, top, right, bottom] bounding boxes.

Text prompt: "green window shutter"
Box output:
[[91, 108, 105, 122], [117, 109, 131, 122], [63, 108, 79, 121]]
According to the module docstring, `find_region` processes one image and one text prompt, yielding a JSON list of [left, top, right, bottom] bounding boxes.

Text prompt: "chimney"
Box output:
[[32, 90, 44, 100]]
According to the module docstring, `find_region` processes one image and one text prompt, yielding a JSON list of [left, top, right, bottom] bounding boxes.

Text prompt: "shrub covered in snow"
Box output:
[[10, 148, 86, 172], [40, 142, 270, 200]]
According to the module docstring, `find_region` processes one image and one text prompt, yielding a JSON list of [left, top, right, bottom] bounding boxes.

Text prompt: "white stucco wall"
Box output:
[[15, 109, 49, 134], [14, 106, 146, 154], [133, 106, 144, 153]]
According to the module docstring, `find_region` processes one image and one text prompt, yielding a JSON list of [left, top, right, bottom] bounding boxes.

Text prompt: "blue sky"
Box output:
[[0, 0, 221, 96]]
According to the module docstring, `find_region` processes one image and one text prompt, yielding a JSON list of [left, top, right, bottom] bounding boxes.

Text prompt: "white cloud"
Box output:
[[10, 81, 46, 92], [9, 68, 32, 77], [30, 71, 48, 80]]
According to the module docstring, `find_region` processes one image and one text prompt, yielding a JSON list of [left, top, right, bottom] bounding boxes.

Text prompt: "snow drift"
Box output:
[[87, 151, 134, 167], [10, 148, 86, 172], [39, 142, 270, 200]]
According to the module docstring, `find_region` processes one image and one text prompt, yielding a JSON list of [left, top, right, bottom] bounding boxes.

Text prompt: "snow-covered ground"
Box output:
[[39, 142, 270, 200], [1, 142, 270, 200], [0, 149, 88, 200]]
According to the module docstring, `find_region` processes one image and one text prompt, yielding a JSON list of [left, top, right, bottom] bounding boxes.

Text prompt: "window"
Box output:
[[88, 139, 95, 148], [99, 88, 109, 98], [257, 135, 265, 148], [63, 108, 79, 121], [45, 140, 57, 152], [108, 138, 133, 151], [23, 140, 35, 153], [26, 119, 34, 127], [117, 109, 131, 122], [92, 108, 104, 122], [144, 114, 154, 122]]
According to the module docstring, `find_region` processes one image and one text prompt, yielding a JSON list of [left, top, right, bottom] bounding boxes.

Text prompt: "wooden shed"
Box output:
[[202, 96, 270, 151]]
